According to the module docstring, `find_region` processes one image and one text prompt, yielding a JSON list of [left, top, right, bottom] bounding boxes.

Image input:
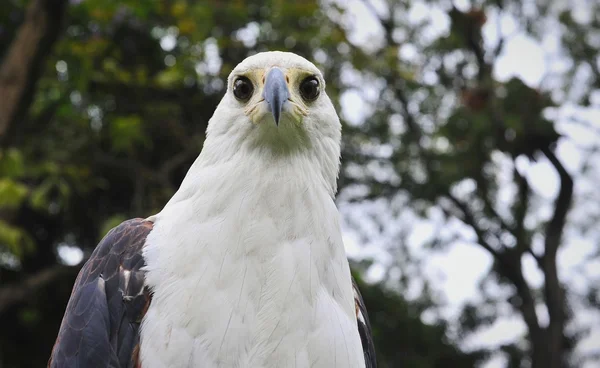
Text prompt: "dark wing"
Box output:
[[48, 218, 153, 368], [353, 278, 377, 368]]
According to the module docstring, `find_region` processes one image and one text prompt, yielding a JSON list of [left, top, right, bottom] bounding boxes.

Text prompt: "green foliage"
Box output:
[[0, 220, 34, 258], [109, 115, 150, 153], [0, 148, 26, 178], [0, 179, 28, 209]]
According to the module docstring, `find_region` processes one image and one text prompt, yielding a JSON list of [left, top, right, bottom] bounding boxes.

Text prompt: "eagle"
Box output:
[[48, 51, 376, 368]]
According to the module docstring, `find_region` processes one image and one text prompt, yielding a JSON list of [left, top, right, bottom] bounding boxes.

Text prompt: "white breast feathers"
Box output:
[[139, 152, 365, 368]]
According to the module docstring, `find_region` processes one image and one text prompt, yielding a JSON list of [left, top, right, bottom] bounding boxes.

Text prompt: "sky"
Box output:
[[334, 0, 600, 367]]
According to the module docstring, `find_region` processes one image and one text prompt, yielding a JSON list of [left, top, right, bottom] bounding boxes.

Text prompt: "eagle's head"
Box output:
[[196, 51, 341, 194], [203, 52, 341, 159]]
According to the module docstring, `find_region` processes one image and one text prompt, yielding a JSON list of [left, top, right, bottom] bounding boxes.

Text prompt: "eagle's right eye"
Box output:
[[299, 76, 320, 101], [233, 77, 254, 101]]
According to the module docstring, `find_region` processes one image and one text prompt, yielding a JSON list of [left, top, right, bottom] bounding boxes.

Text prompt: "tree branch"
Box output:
[[445, 192, 544, 351], [89, 79, 188, 101], [93, 152, 170, 187], [541, 146, 573, 258], [445, 192, 499, 258], [0, 0, 69, 142], [477, 181, 514, 235], [158, 137, 202, 177], [512, 164, 544, 268], [539, 145, 573, 368], [0, 265, 75, 315]]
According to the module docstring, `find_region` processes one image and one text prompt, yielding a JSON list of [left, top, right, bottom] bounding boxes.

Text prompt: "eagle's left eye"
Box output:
[[233, 77, 254, 101], [299, 76, 320, 101]]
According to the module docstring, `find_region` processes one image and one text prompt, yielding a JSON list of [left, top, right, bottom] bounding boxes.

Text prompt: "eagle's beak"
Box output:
[[263, 68, 289, 126]]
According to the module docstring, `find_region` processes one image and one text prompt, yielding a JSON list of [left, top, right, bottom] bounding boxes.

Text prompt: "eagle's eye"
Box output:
[[233, 77, 254, 101], [299, 76, 320, 101]]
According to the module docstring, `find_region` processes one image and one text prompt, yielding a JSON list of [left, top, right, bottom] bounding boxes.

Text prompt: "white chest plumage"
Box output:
[[139, 156, 364, 368]]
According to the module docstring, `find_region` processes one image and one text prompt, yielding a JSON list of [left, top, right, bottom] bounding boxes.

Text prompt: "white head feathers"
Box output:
[[171, 51, 342, 201]]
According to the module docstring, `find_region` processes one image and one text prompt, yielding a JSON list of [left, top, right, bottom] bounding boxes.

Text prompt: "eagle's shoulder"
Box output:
[[353, 278, 377, 368], [48, 218, 153, 368]]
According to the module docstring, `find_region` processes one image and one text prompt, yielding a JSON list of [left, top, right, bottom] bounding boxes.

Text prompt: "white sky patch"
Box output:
[[424, 241, 492, 303], [195, 38, 223, 77], [0, 253, 20, 270], [482, 8, 519, 49], [573, 308, 600, 367], [557, 105, 600, 147], [326, 0, 385, 53], [526, 157, 559, 199], [522, 253, 544, 289], [406, 2, 450, 45], [406, 220, 437, 251], [407, 2, 430, 24], [399, 44, 419, 63], [340, 200, 395, 264], [481, 354, 508, 368], [452, 0, 472, 12], [560, 237, 596, 277], [340, 90, 370, 126], [556, 138, 584, 173], [160, 26, 179, 52], [160, 35, 177, 52], [57, 244, 84, 266], [342, 227, 361, 258], [464, 315, 526, 350], [494, 34, 546, 86], [235, 22, 260, 48], [491, 151, 518, 220]]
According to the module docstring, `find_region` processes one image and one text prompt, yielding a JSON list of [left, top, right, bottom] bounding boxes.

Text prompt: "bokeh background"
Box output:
[[1, 0, 599, 367]]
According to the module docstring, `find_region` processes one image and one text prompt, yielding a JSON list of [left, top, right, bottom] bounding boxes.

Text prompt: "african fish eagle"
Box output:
[[49, 51, 376, 368]]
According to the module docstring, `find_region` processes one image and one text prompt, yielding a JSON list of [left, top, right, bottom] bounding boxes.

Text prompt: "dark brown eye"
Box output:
[[233, 77, 254, 101], [299, 76, 320, 101]]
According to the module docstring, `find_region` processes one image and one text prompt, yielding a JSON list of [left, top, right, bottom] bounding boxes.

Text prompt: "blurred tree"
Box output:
[[0, 0, 598, 367], [0, 0, 68, 138], [326, 1, 599, 368]]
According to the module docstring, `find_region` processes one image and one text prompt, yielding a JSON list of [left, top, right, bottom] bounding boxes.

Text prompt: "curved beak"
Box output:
[[263, 68, 289, 126]]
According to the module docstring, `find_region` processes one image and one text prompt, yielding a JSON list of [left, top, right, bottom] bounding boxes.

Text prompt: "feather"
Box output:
[[48, 219, 153, 368], [353, 279, 377, 368]]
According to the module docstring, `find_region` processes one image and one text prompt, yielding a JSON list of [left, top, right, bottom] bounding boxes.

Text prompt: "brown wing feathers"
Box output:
[[48, 218, 153, 368]]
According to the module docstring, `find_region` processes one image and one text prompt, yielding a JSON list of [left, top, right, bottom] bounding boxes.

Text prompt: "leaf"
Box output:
[[171, 1, 187, 17], [29, 180, 52, 211], [0, 220, 35, 258], [0, 179, 29, 209], [154, 67, 184, 88], [109, 115, 150, 153], [0, 149, 25, 178]]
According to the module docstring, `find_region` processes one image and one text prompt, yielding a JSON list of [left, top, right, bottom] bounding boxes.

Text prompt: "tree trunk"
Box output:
[[0, 0, 68, 141]]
